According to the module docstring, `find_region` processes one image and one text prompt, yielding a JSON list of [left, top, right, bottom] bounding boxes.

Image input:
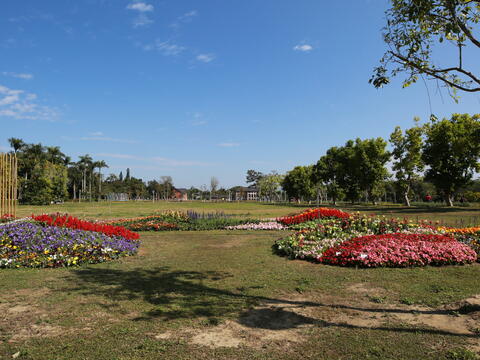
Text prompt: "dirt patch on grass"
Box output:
[[0, 287, 69, 343], [152, 291, 480, 351]]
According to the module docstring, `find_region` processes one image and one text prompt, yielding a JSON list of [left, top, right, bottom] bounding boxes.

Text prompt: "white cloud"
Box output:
[[144, 40, 185, 56], [170, 10, 198, 29], [80, 136, 137, 144], [126, 2, 154, 12], [96, 153, 213, 167], [218, 142, 240, 147], [132, 13, 154, 27], [152, 157, 213, 167], [126, 2, 154, 27], [293, 44, 313, 52], [0, 84, 59, 121], [196, 54, 215, 63], [2, 72, 34, 80], [190, 112, 207, 126], [90, 131, 104, 136], [191, 120, 207, 126], [95, 153, 140, 160]]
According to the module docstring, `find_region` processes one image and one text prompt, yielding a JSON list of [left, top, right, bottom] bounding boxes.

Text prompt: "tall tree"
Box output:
[[8, 138, 25, 153], [371, 0, 480, 96], [245, 170, 264, 186], [210, 176, 219, 199], [422, 113, 480, 206], [258, 171, 284, 201], [312, 147, 347, 205], [390, 119, 425, 206], [282, 166, 315, 201], [160, 176, 173, 199], [353, 138, 391, 204]]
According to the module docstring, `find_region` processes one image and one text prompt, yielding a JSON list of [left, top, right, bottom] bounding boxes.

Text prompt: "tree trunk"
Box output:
[[404, 192, 411, 207], [446, 194, 454, 207]]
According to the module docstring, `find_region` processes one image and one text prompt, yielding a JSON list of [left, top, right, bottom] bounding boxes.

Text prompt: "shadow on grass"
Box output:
[[64, 266, 478, 338]]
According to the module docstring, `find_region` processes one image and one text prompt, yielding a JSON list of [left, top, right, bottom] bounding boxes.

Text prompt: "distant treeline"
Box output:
[[277, 114, 480, 206], [4, 113, 480, 206]]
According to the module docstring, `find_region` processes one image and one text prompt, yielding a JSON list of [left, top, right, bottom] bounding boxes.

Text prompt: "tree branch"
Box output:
[[390, 51, 480, 92]]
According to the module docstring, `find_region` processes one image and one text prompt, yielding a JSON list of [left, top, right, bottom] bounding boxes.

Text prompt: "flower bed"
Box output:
[[321, 233, 476, 267], [0, 221, 140, 268], [102, 211, 260, 231], [275, 215, 439, 261], [226, 222, 286, 230], [32, 214, 139, 240], [438, 227, 480, 261], [0, 214, 15, 224], [277, 208, 350, 225]]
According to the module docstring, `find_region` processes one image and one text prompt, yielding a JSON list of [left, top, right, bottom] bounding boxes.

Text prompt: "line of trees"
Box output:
[[6, 138, 161, 204], [280, 114, 480, 206]]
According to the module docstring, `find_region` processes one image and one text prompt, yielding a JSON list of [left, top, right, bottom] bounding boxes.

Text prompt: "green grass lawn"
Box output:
[[16, 200, 480, 226], [1, 229, 479, 359], [2, 202, 479, 359]]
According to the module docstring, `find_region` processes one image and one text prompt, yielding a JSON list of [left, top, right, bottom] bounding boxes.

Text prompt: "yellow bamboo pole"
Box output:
[[0, 153, 17, 217], [1, 153, 5, 215], [1, 153, 4, 216], [13, 154, 17, 217]]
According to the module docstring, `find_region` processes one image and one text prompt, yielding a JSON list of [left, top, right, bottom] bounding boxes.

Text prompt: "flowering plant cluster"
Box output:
[[0, 221, 140, 268], [32, 214, 140, 241], [438, 226, 480, 260], [103, 215, 179, 232], [277, 208, 351, 225], [320, 233, 477, 267], [102, 211, 260, 232], [0, 214, 15, 224], [276, 215, 440, 261], [225, 222, 286, 230]]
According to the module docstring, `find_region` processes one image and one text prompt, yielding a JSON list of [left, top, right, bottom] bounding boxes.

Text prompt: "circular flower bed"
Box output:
[[321, 233, 477, 267], [0, 221, 140, 268]]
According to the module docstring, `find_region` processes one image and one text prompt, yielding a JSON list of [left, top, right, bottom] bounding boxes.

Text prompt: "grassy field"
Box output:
[[16, 200, 480, 226], [2, 202, 479, 359]]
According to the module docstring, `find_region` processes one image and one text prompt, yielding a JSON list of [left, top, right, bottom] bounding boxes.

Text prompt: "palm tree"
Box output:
[[78, 155, 93, 200], [8, 138, 25, 153], [93, 160, 108, 199]]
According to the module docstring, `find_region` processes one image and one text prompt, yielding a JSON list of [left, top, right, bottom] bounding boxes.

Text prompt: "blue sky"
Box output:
[[1, 0, 479, 188]]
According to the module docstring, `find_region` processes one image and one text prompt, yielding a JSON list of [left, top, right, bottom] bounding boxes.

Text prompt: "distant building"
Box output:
[[232, 186, 259, 201], [173, 188, 188, 201], [106, 193, 129, 201]]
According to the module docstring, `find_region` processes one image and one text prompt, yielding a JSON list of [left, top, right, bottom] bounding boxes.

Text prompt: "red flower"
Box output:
[[32, 214, 140, 241]]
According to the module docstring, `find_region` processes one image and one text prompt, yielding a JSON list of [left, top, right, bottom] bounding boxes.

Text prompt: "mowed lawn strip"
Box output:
[[1, 230, 479, 360]]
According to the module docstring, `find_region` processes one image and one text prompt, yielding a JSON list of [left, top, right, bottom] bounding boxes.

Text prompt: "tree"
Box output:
[[210, 177, 219, 199], [246, 170, 264, 186], [422, 113, 480, 206], [93, 160, 108, 199], [352, 138, 391, 204], [258, 171, 284, 201], [389, 119, 425, 206], [125, 168, 131, 181], [21, 161, 68, 205], [282, 166, 315, 201], [8, 138, 25, 153], [160, 176, 173, 199], [312, 147, 346, 205], [371, 0, 480, 97]]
